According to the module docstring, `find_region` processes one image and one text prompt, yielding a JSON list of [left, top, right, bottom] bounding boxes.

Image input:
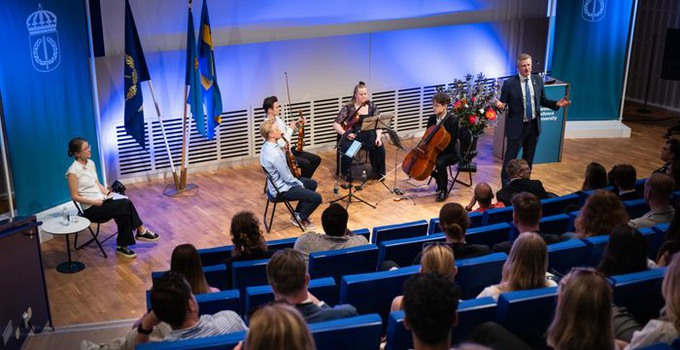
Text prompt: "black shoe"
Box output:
[[136, 229, 160, 242], [436, 191, 448, 202], [116, 246, 137, 259]]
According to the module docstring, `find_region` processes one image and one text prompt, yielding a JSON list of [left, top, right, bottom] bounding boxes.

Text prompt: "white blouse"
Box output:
[[66, 159, 104, 210]]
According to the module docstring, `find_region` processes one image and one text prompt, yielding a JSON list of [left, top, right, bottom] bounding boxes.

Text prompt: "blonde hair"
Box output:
[[245, 303, 315, 350], [259, 119, 276, 140], [420, 244, 456, 280], [663, 254, 680, 332], [547, 268, 613, 350], [500, 232, 548, 292], [517, 53, 532, 64]]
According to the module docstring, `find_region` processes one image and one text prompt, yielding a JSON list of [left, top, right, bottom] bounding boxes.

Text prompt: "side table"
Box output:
[[42, 217, 91, 273]]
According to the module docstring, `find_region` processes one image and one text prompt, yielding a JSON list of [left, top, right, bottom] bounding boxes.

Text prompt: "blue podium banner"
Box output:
[[533, 84, 568, 164], [0, 1, 100, 214]]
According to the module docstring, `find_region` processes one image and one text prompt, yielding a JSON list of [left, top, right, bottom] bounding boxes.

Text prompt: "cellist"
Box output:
[[429, 92, 460, 202], [263, 96, 321, 178], [332, 81, 386, 181]]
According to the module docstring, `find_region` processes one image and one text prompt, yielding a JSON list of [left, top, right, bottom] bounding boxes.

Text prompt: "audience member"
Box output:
[[465, 182, 505, 213], [598, 225, 655, 277], [609, 164, 639, 201], [630, 173, 675, 229], [237, 303, 315, 350], [391, 244, 458, 311], [225, 211, 275, 288], [667, 159, 680, 191], [565, 189, 629, 239], [402, 273, 460, 350], [493, 192, 560, 253], [547, 268, 615, 350], [654, 138, 680, 174], [136, 271, 246, 344], [478, 232, 556, 300], [496, 159, 553, 206], [266, 248, 357, 323], [293, 204, 368, 263], [582, 161, 608, 191], [171, 243, 219, 294], [658, 201, 680, 266], [624, 254, 680, 349]]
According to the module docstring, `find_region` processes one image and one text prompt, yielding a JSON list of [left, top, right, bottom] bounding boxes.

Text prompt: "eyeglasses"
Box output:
[[80, 145, 91, 152]]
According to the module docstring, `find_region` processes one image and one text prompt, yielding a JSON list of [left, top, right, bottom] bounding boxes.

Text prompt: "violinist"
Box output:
[[263, 96, 321, 178], [332, 81, 386, 181], [429, 92, 460, 202]]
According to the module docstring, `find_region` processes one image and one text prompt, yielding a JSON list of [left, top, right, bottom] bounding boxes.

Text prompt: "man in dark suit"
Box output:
[[496, 159, 551, 206], [427, 92, 459, 202], [496, 53, 571, 184]]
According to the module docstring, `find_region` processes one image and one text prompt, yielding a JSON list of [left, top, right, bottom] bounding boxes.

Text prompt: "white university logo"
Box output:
[[26, 4, 61, 72], [582, 0, 607, 22]]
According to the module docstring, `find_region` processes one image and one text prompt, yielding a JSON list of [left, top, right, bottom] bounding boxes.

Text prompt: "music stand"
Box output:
[[332, 135, 376, 209], [379, 125, 415, 205]]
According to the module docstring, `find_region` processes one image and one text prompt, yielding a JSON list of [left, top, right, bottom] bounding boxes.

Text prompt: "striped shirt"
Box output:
[[162, 311, 247, 342]]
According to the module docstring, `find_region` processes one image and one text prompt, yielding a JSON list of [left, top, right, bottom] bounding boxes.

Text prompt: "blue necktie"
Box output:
[[524, 77, 533, 122]]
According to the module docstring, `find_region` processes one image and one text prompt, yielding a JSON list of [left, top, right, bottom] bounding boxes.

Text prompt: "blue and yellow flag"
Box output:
[[123, 0, 150, 148], [198, 0, 223, 140], [185, 2, 205, 137]]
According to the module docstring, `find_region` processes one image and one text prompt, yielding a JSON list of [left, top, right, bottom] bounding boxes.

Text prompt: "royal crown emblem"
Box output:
[[26, 4, 61, 72], [582, 0, 606, 22]]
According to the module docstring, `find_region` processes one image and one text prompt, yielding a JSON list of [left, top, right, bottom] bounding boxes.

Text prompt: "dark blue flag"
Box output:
[[186, 3, 205, 137], [123, 0, 150, 148], [198, 0, 222, 140]]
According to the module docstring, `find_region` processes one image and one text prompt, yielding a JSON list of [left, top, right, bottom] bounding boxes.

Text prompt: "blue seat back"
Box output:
[[353, 228, 371, 242], [378, 234, 445, 267], [547, 239, 589, 275], [309, 244, 379, 282], [541, 193, 580, 217], [266, 237, 297, 251], [151, 264, 228, 291], [136, 331, 245, 350], [232, 258, 270, 292], [496, 287, 558, 339], [672, 191, 680, 206], [466, 222, 511, 247], [309, 314, 383, 350], [634, 178, 647, 197], [484, 206, 514, 225], [244, 277, 337, 318], [639, 227, 666, 260], [624, 198, 651, 220], [637, 343, 675, 350], [385, 311, 410, 350], [372, 220, 428, 246], [429, 212, 484, 235], [146, 289, 241, 316], [540, 214, 571, 236], [610, 268, 666, 324], [340, 265, 420, 321], [582, 235, 610, 266], [197, 245, 233, 267], [455, 253, 507, 299]]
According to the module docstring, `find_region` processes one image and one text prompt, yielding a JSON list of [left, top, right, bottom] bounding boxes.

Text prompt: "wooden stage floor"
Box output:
[[39, 118, 670, 326]]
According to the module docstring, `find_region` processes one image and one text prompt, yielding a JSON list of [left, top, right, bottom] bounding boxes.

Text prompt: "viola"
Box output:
[[282, 135, 302, 178], [342, 102, 368, 131], [296, 110, 305, 152], [401, 112, 452, 181]]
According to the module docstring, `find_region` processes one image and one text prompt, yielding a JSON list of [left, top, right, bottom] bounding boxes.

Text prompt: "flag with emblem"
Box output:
[[123, 0, 150, 148], [197, 0, 223, 140], [185, 3, 205, 138]]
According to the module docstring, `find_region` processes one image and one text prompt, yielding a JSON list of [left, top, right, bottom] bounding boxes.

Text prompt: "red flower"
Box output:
[[469, 115, 477, 124], [485, 108, 497, 121], [453, 99, 464, 110], [472, 96, 477, 103]]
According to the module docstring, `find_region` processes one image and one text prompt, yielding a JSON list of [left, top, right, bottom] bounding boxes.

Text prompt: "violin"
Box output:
[[283, 135, 302, 178], [401, 112, 452, 181], [342, 101, 368, 131]]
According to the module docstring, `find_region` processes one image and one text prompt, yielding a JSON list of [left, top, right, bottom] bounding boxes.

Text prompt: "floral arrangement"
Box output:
[[444, 73, 501, 137]]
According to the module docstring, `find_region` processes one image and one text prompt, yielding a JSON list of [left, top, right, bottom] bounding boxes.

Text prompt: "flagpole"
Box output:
[[147, 80, 180, 191], [180, 85, 189, 190]]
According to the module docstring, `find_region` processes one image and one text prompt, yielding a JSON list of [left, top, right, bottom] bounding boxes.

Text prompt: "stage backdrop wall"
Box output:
[[551, 0, 635, 121], [0, 0, 100, 215]]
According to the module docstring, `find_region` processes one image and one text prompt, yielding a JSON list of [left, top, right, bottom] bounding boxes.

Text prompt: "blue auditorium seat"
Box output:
[[636, 343, 675, 350], [484, 206, 514, 225], [672, 191, 680, 206], [265, 237, 297, 251], [339, 265, 420, 321], [455, 253, 507, 299], [146, 289, 241, 316], [244, 277, 337, 317], [466, 222, 511, 247], [136, 331, 245, 350], [378, 234, 445, 266], [624, 198, 651, 220], [309, 314, 383, 350], [385, 297, 497, 350], [429, 212, 484, 235], [372, 220, 429, 246], [496, 287, 558, 341], [308, 244, 379, 282], [610, 268, 666, 324], [353, 227, 371, 242], [232, 258, 269, 292], [634, 178, 647, 196], [541, 193, 580, 217], [582, 235, 610, 266], [639, 227, 666, 260], [547, 239, 589, 275], [151, 264, 228, 291], [197, 245, 233, 267], [540, 214, 571, 236]]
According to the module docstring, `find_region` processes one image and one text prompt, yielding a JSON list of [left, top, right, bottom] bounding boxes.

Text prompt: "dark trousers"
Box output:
[[282, 177, 322, 221], [83, 198, 141, 247], [338, 131, 386, 179], [502, 119, 539, 183], [292, 149, 321, 179], [431, 151, 459, 192], [469, 322, 534, 350]]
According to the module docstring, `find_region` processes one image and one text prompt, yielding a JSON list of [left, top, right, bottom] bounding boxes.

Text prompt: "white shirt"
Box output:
[[476, 279, 557, 300], [273, 116, 294, 149], [66, 159, 104, 210], [519, 73, 537, 120]]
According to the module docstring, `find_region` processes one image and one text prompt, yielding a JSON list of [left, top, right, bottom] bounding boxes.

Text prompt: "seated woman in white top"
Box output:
[[623, 253, 680, 349], [66, 138, 159, 259], [477, 232, 557, 300]]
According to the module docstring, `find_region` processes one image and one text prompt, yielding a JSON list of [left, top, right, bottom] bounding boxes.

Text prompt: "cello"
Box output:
[[401, 112, 452, 181]]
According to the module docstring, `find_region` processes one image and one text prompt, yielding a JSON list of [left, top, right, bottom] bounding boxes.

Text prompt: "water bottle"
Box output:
[[62, 206, 69, 225], [361, 170, 367, 183], [333, 180, 339, 198]]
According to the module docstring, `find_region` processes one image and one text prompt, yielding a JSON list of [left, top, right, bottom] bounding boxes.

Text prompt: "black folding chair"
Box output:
[[261, 167, 304, 233], [448, 128, 478, 191], [72, 200, 117, 258]]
